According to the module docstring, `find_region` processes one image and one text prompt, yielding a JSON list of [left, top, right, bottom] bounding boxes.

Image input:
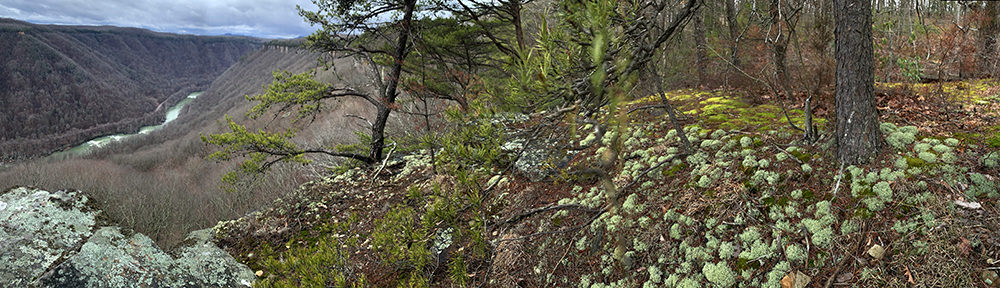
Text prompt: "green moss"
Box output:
[[663, 162, 689, 177], [988, 133, 1000, 148], [904, 156, 927, 168]]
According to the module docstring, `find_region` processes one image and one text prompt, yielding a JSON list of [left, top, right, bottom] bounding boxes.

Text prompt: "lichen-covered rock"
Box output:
[[171, 229, 256, 287], [0, 187, 254, 287], [36, 227, 175, 287], [505, 137, 570, 181], [36, 226, 254, 288], [0, 187, 97, 287]]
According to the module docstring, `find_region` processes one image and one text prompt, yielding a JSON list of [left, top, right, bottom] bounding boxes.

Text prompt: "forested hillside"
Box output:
[[0, 18, 259, 159]]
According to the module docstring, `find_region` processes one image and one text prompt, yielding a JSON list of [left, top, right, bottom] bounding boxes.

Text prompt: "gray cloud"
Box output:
[[0, 0, 319, 38]]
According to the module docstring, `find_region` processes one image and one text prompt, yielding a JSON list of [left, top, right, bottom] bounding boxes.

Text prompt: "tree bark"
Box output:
[[978, 1, 1000, 78], [694, 8, 708, 86], [370, 0, 417, 162], [508, 0, 526, 52], [724, 0, 741, 71], [770, 0, 790, 91], [834, 0, 882, 164]]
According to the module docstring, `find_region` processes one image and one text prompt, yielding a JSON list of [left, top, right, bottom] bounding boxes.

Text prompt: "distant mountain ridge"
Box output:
[[0, 18, 261, 160]]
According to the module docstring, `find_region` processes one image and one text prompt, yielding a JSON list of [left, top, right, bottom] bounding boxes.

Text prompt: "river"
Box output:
[[48, 92, 202, 159]]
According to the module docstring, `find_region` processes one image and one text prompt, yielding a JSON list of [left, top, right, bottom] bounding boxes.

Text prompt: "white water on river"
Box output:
[[48, 92, 202, 159]]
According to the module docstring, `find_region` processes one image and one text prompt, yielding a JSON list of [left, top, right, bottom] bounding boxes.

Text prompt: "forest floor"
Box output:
[[214, 79, 1000, 288]]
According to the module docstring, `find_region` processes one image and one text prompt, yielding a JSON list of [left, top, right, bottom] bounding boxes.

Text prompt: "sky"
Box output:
[[0, 0, 320, 39]]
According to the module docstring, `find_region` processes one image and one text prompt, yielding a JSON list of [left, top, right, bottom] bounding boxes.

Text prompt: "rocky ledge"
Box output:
[[0, 187, 254, 287]]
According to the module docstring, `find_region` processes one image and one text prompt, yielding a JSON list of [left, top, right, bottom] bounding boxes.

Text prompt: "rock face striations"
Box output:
[[0, 187, 254, 287], [0, 18, 260, 160]]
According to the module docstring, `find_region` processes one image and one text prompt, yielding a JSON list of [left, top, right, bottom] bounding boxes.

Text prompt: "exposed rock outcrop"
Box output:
[[0, 187, 254, 287]]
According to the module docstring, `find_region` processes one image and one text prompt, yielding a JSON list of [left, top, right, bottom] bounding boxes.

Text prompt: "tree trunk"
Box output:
[[694, 8, 708, 86], [509, 0, 526, 51], [834, 0, 882, 164], [370, 0, 417, 162], [978, 1, 1000, 78], [770, 0, 790, 91], [724, 0, 741, 71]]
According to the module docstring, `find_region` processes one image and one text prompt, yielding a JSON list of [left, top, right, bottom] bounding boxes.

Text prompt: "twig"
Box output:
[[773, 145, 805, 165], [823, 256, 845, 288], [370, 141, 397, 187], [620, 152, 687, 192], [831, 162, 846, 196], [627, 104, 667, 114], [500, 204, 601, 227], [345, 114, 374, 129], [548, 240, 575, 278]]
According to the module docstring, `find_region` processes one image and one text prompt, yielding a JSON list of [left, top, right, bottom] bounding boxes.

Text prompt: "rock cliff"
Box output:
[[0, 187, 254, 287]]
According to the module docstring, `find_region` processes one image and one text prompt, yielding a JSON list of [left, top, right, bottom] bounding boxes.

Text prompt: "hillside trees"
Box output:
[[431, 0, 533, 61], [202, 0, 514, 186], [202, 0, 422, 186], [834, 0, 882, 164]]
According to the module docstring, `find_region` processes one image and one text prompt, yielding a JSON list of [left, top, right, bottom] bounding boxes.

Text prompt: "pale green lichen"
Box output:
[[697, 175, 713, 188], [0, 188, 98, 286], [765, 261, 791, 287], [873, 181, 893, 202], [702, 261, 737, 287], [944, 138, 960, 146], [982, 152, 1000, 168], [648, 266, 663, 283], [719, 242, 735, 259], [840, 220, 859, 235], [918, 151, 938, 163], [785, 244, 806, 263], [932, 144, 951, 154], [670, 223, 683, 240], [914, 143, 932, 153]]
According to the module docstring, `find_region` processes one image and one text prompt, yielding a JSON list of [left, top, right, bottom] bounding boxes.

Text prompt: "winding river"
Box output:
[[49, 92, 202, 159]]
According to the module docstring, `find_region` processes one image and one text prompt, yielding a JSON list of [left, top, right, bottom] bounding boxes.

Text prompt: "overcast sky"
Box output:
[[0, 0, 319, 38]]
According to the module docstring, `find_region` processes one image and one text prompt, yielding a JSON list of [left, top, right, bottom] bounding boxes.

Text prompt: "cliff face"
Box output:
[[0, 18, 260, 159]]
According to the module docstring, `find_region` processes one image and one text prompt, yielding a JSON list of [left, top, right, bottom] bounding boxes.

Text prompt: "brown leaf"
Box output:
[[959, 237, 972, 255], [836, 272, 854, 283], [781, 271, 811, 288], [905, 265, 915, 284]]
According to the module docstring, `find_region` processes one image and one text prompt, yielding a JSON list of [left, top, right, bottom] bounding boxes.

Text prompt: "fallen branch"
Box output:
[[500, 204, 601, 227]]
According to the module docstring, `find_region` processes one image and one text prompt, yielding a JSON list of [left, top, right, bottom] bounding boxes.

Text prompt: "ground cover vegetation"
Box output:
[[199, 0, 1000, 287]]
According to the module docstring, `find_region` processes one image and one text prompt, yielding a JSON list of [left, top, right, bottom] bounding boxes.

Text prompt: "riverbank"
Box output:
[[47, 92, 202, 160]]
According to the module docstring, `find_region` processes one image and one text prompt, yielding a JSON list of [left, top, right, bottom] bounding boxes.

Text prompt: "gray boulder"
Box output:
[[0, 187, 255, 287], [0, 187, 97, 287]]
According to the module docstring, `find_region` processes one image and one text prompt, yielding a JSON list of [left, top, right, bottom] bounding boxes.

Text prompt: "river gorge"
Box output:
[[48, 92, 202, 159]]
